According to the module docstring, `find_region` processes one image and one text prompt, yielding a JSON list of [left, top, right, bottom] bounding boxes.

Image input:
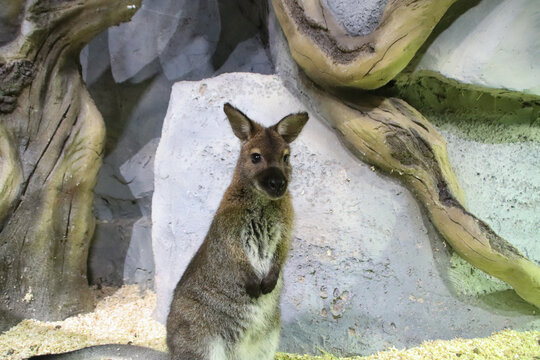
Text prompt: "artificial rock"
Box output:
[[325, 0, 388, 36], [413, 0, 540, 95]]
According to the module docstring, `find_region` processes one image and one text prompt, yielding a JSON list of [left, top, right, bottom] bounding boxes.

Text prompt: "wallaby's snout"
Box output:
[[224, 103, 308, 201], [257, 167, 287, 199]]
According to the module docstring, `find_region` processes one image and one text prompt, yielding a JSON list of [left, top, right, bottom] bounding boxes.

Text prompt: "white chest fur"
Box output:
[[241, 217, 282, 278]]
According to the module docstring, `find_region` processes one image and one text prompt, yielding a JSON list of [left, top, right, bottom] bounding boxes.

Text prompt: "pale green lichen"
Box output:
[[377, 71, 540, 143], [447, 253, 510, 297]]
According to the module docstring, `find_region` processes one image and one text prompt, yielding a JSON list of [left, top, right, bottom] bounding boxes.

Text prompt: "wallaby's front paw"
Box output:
[[261, 265, 280, 294], [246, 276, 262, 298]]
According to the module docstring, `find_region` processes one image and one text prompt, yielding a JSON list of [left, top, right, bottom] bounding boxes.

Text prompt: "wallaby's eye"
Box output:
[[283, 154, 290, 163], [251, 153, 262, 164]]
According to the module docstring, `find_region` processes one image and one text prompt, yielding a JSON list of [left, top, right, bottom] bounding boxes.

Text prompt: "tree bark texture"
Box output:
[[272, 0, 457, 89], [0, 0, 141, 323], [272, 0, 540, 308]]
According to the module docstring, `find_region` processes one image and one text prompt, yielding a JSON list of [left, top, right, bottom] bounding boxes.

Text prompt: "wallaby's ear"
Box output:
[[273, 112, 309, 143], [224, 103, 255, 141]]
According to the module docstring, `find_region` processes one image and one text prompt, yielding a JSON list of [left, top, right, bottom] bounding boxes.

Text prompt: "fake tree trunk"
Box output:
[[0, 0, 140, 323], [272, 0, 457, 89], [272, 0, 540, 308]]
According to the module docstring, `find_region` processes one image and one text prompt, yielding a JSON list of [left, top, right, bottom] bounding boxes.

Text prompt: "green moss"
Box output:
[[375, 71, 540, 143]]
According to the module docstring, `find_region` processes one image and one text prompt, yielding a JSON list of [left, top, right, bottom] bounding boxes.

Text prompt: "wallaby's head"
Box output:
[[224, 103, 308, 200]]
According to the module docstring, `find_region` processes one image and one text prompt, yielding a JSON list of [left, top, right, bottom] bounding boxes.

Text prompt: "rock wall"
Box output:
[[152, 73, 539, 356], [413, 0, 540, 95]]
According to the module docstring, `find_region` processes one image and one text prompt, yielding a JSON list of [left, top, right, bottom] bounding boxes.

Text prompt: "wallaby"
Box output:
[[28, 103, 308, 360]]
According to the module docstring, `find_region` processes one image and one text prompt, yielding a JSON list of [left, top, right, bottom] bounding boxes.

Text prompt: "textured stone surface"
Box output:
[[85, 26, 174, 286], [152, 73, 539, 356], [88, 219, 135, 286], [215, 37, 274, 76], [88, 138, 159, 287], [123, 216, 155, 289], [441, 131, 540, 265], [157, 0, 220, 82], [413, 0, 540, 95], [108, 0, 216, 83], [120, 138, 159, 201], [326, 0, 388, 36], [117, 139, 159, 288], [86, 66, 170, 284]]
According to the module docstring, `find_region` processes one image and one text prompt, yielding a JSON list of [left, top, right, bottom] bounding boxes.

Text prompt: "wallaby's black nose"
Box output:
[[256, 167, 288, 199], [268, 177, 285, 191]]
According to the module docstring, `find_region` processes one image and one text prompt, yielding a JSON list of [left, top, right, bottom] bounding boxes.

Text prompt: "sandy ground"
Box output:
[[0, 285, 538, 360]]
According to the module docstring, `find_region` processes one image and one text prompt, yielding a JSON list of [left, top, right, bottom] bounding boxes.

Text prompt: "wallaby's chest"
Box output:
[[240, 213, 283, 278]]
